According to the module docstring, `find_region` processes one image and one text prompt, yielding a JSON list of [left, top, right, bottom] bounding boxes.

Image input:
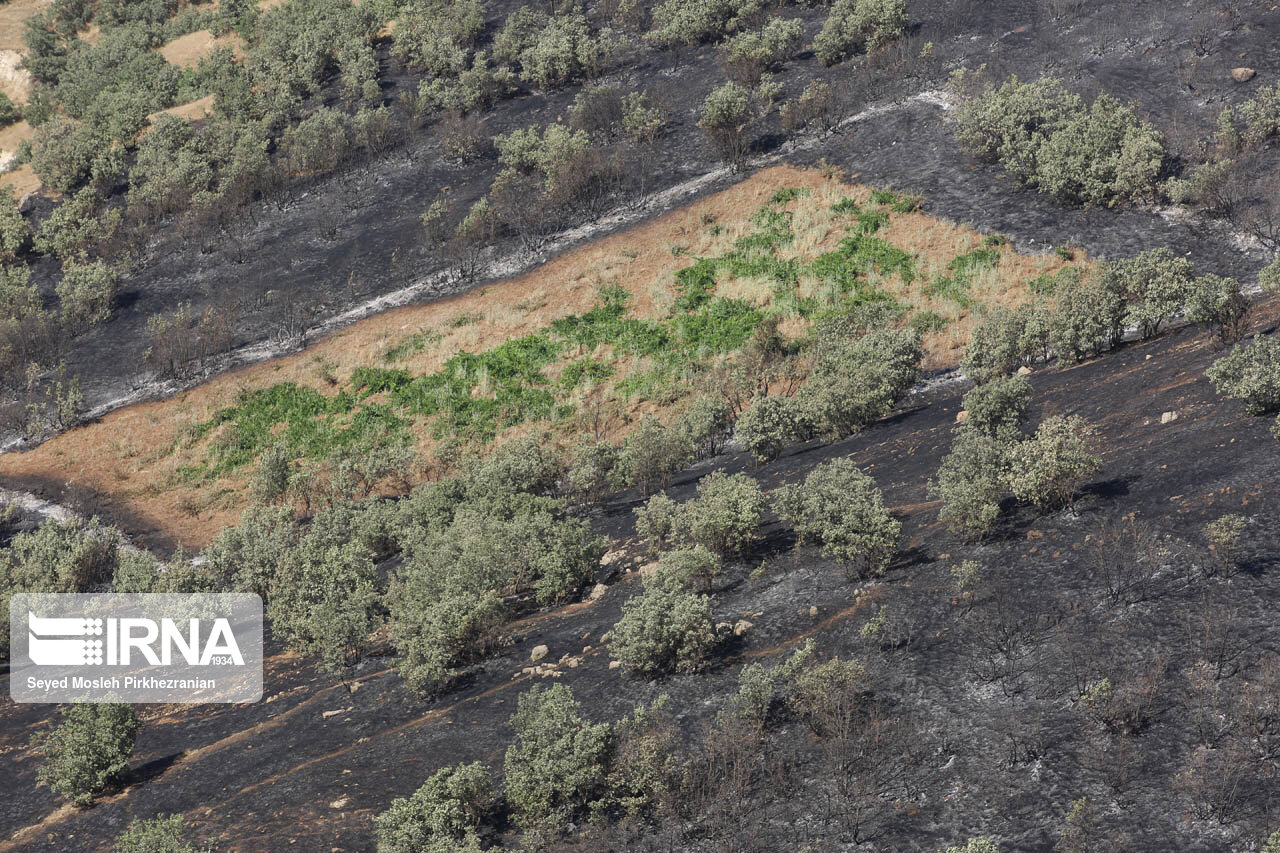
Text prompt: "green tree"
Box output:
[[958, 374, 1031, 442], [503, 684, 612, 831], [1104, 248, 1195, 340], [773, 458, 899, 579], [932, 433, 1009, 538], [815, 0, 906, 66], [33, 702, 140, 807], [737, 394, 801, 463], [611, 579, 717, 675], [634, 492, 679, 554], [1186, 274, 1249, 346], [654, 544, 722, 593], [373, 762, 492, 853], [698, 81, 754, 166], [797, 325, 923, 439], [1005, 415, 1101, 510], [56, 259, 119, 329], [1205, 334, 1280, 414]]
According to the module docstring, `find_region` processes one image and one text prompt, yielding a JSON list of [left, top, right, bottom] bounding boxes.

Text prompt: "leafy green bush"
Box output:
[[115, 814, 209, 853], [646, 0, 762, 49], [33, 702, 139, 807], [1216, 81, 1280, 151], [719, 18, 803, 85], [1048, 271, 1126, 363], [796, 325, 922, 439], [616, 416, 690, 494], [1261, 254, 1280, 293], [673, 394, 734, 461], [611, 579, 717, 674], [503, 684, 612, 830], [634, 492, 678, 554], [29, 115, 107, 193], [814, 0, 906, 66], [56, 260, 119, 329], [1185, 273, 1249, 346], [773, 458, 899, 579], [698, 81, 754, 165], [566, 438, 618, 506], [654, 544, 722, 593], [1205, 334, 1280, 414], [737, 394, 802, 463], [931, 432, 1009, 538], [0, 92, 21, 127], [679, 471, 766, 558], [493, 7, 615, 90], [1005, 415, 1101, 510], [958, 374, 1031, 442], [373, 762, 492, 853], [962, 305, 1038, 382], [955, 75, 1164, 206], [281, 107, 352, 174], [394, 0, 484, 77], [944, 840, 1001, 853], [1102, 248, 1194, 340]]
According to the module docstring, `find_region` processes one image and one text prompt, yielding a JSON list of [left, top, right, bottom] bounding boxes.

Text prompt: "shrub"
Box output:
[[115, 814, 208, 853], [654, 544, 722, 593], [680, 471, 766, 558], [621, 91, 664, 144], [932, 432, 1009, 538], [1005, 415, 1101, 510], [503, 684, 612, 830], [1103, 248, 1194, 340], [797, 325, 923, 439], [1049, 271, 1126, 363], [737, 394, 801, 463], [954, 75, 1164, 206], [29, 115, 106, 193], [773, 458, 899, 579], [373, 762, 492, 853], [647, 0, 761, 49], [1204, 513, 1247, 578], [1261, 254, 1280, 293], [787, 656, 866, 736], [962, 305, 1031, 382], [698, 81, 755, 166], [616, 416, 690, 494], [634, 492, 679, 554], [1185, 274, 1249, 346], [611, 579, 717, 675], [503, 8, 615, 90], [781, 78, 838, 136], [606, 694, 683, 817], [393, 0, 484, 77], [56, 260, 118, 328], [673, 394, 734, 461], [959, 374, 1031, 442], [33, 702, 140, 807], [944, 840, 1001, 853], [1205, 334, 1280, 414], [719, 18, 803, 86], [250, 443, 291, 504], [281, 107, 352, 174], [566, 439, 618, 506], [814, 0, 906, 66]]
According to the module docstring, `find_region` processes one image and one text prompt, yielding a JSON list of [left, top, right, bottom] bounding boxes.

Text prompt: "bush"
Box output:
[[616, 416, 690, 494], [944, 840, 1001, 853], [673, 394, 734, 461], [281, 107, 352, 174], [29, 115, 107, 193], [373, 762, 492, 853], [814, 0, 906, 66], [654, 544, 722, 593], [503, 684, 612, 830], [1005, 415, 1101, 510], [773, 458, 899, 579], [1103, 248, 1194, 340], [1185, 274, 1249, 346], [719, 18, 803, 86], [781, 78, 839, 136], [1049, 271, 1126, 363], [959, 374, 1031, 442], [634, 492, 679, 554], [56, 260, 119, 329], [698, 81, 754, 166], [647, 0, 762, 49], [611, 579, 717, 674], [962, 305, 1032, 382], [393, 0, 484, 77], [116, 814, 208, 853], [680, 471, 766, 558], [1261, 254, 1280, 293], [737, 394, 801, 463], [1205, 334, 1280, 414], [787, 656, 866, 736], [33, 702, 139, 807], [797, 325, 923, 439], [495, 7, 615, 90], [954, 75, 1164, 207], [566, 438, 618, 506], [931, 432, 1009, 538]]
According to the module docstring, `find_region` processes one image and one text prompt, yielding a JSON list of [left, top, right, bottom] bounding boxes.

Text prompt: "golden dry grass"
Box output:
[[159, 29, 246, 69], [0, 165, 1090, 549], [0, 0, 49, 53]]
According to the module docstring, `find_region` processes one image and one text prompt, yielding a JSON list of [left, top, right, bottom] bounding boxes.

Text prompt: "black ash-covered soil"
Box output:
[[4, 297, 1279, 851]]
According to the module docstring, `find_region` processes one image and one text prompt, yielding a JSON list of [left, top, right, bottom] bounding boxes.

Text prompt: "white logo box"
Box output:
[[9, 593, 262, 704]]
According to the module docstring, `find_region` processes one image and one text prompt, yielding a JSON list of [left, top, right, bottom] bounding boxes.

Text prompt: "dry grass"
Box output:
[[150, 93, 217, 125], [159, 29, 246, 69], [0, 0, 50, 53], [0, 165, 1090, 549]]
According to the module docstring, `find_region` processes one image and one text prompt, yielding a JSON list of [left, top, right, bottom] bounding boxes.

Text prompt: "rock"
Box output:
[[321, 706, 352, 720], [954, 410, 969, 425], [530, 644, 549, 662], [588, 583, 608, 601], [609, 660, 621, 669], [600, 632, 611, 644], [716, 621, 733, 632], [347, 681, 361, 693], [17, 192, 36, 214], [1016, 365, 1033, 376], [733, 619, 753, 637], [1161, 410, 1178, 424], [329, 797, 350, 810], [1232, 67, 1256, 82], [601, 549, 625, 565], [809, 605, 819, 617]]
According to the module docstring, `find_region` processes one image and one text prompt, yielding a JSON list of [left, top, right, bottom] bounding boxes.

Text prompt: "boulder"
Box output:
[[588, 583, 608, 601], [1161, 410, 1178, 424], [733, 619, 753, 637], [530, 644, 549, 662], [1232, 67, 1256, 83], [17, 192, 36, 214], [1016, 365, 1033, 376], [954, 410, 969, 425], [329, 797, 350, 809]]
